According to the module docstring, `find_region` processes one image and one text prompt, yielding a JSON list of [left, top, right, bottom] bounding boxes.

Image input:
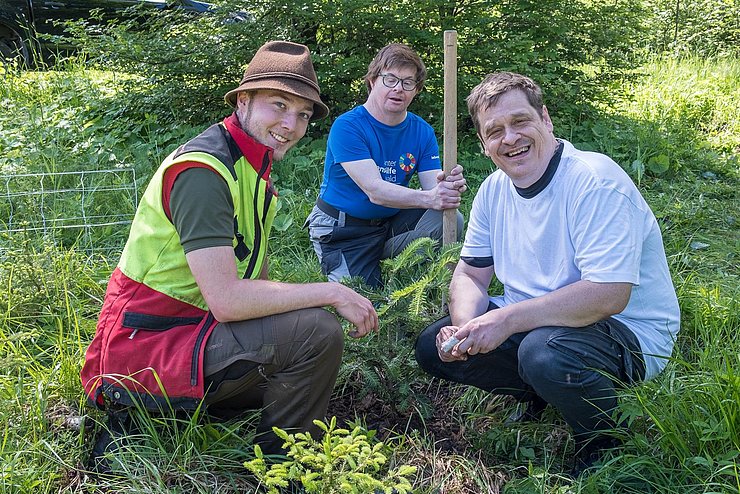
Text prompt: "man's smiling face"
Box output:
[[236, 90, 314, 161], [477, 89, 558, 187]]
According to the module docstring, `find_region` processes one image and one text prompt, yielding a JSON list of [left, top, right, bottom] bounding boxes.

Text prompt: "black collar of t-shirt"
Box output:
[[514, 140, 564, 198]]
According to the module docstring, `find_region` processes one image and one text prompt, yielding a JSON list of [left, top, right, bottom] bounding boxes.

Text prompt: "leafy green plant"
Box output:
[[565, 54, 740, 179], [62, 3, 252, 126], [643, 0, 740, 56], [60, 0, 654, 140], [245, 416, 416, 494], [378, 238, 459, 330]]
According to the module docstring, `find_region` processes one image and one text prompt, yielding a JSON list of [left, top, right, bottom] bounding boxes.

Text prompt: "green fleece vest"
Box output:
[[118, 122, 276, 310]]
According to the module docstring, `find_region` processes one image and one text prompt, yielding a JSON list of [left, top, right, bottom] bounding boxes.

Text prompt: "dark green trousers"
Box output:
[[203, 308, 344, 455]]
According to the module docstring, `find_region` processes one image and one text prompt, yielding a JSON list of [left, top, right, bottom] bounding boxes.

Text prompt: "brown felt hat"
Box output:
[[224, 41, 329, 121]]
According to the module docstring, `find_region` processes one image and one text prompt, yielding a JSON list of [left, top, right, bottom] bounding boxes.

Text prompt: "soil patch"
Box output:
[[328, 380, 471, 454]]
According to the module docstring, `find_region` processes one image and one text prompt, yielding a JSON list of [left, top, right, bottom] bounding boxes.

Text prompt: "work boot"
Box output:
[[88, 407, 131, 475], [504, 396, 548, 425], [570, 435, 621, 478]]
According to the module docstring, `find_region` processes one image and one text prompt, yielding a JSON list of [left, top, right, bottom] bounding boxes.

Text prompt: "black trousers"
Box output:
[[415, 305, 645, 440]]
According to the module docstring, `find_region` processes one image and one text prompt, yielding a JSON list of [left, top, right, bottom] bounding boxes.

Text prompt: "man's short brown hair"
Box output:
[[364, 43, 427, 93], [466, 72, 544, 133]]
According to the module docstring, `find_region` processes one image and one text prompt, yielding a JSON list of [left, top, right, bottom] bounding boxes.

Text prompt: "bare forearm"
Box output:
[[493, 280, 632, 335], [208, 279, 348, 322], [186, 247, 366, 323], [451, 279, 633, 357], [364, 181, 435, 209], [448, 261, 492, 327], [342, 161, 463, 211]]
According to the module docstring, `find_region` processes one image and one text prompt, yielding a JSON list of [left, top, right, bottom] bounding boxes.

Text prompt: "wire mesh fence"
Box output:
[[0, 168, 138, 258]]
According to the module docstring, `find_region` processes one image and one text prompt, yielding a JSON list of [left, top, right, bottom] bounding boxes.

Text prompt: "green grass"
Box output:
[[0, 54, 738, 492], [563, 55, 740, 185]]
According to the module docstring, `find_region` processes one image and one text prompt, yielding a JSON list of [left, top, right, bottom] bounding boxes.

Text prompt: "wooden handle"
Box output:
[[443, 30, 458, 246]]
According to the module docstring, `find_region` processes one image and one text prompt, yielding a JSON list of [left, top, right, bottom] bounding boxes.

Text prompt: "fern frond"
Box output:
[[409, 274, 434, 316], [383, 237, 435, 277], [388, 277, 428, 302]]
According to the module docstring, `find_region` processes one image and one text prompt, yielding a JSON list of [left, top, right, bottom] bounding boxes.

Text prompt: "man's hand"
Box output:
[[436, 325, 468, 362], [436, 302, 506, 362], [454, 310, 513, 356], [439, 307, 515, 359], [436, 164, 467, 190], [429, 164, 467, 210], [332, 285, 379, 339]]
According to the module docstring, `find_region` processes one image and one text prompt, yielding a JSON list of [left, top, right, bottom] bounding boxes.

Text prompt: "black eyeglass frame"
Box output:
[[379, 73, 419, 91]]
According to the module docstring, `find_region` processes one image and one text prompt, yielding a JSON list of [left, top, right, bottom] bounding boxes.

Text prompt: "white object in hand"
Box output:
[[441, 336, 461, 353]]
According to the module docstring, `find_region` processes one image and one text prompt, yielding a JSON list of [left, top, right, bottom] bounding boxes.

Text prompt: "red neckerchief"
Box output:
[[163, 113, 277, 219], [223, 112, 274, 179]]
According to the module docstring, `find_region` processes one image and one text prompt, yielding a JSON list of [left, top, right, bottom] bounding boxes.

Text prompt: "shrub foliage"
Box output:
[[68, 0, 648, 133]]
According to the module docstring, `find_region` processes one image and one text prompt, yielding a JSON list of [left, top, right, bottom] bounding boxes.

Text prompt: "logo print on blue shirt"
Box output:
[[399, 153, 417, 172]]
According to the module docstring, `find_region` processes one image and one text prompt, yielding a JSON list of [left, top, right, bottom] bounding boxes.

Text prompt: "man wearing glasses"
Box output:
[[307, 43, 466, 288]]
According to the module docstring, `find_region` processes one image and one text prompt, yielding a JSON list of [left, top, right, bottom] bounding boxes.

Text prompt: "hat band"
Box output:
[[240, 72, 320, 92]]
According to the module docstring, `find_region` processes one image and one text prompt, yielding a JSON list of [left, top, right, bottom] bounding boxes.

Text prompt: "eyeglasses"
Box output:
[[379, 73, 418, 91]]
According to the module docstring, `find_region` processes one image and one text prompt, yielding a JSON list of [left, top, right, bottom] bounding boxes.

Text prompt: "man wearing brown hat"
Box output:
[[81, 41, 378, 467]]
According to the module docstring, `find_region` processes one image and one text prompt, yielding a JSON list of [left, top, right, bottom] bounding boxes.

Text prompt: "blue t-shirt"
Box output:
[[318, 105, 441, 219]]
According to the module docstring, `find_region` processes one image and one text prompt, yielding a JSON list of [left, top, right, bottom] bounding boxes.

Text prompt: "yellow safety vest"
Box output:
[[118, 121, 277, 310]]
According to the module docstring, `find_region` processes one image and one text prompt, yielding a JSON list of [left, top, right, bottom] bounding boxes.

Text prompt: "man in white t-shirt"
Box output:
[[414, 72, 680, 476]]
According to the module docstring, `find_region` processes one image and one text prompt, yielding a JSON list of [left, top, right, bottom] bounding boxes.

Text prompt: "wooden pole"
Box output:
[[443, 30, 458, 246]]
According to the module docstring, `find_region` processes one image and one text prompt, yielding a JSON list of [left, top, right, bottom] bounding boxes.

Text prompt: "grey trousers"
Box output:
[[307, 205, 464, 288], [202, 308, 344, 455]]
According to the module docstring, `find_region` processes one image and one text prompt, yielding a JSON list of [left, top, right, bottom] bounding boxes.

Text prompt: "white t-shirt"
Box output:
[[462, 139, 680, 379]]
